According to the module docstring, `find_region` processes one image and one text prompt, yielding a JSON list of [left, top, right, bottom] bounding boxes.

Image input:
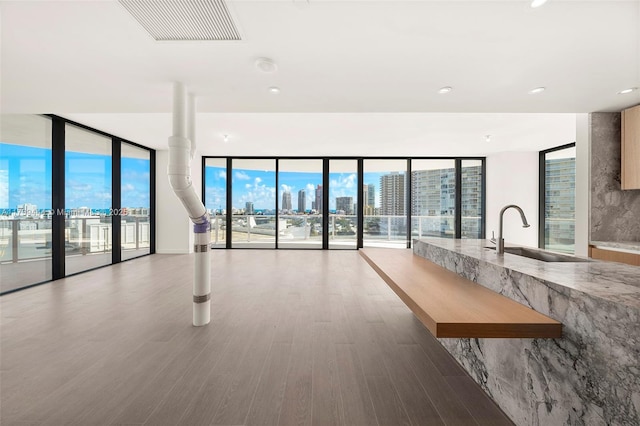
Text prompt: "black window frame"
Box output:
[[202, 156, 486, 250], [0, 114, 156, 295], [538, 142, 576, 250]]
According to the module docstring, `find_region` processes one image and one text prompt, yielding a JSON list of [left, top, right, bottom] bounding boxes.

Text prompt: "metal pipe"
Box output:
[[168, 82, 211, 326]]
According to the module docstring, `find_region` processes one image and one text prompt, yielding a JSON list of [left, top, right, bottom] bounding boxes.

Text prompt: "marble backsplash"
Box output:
[[414, 239, 640, 426], [590, 112, 640, 243]]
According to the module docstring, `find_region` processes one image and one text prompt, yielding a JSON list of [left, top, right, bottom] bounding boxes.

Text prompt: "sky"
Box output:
[[0, 143, 150, 211], [205, 165, 390, 212]]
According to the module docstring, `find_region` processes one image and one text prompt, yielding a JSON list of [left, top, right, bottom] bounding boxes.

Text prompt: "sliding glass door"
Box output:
[[231, 159, 276, 249], [363, 159, 407, 248], [278, 159, 323, 249], [328, 160, 358, 249], [65, 124, 112, 276]]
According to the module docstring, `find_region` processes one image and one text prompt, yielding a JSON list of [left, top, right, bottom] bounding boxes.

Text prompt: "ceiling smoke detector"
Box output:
[[255, 58, 278, 73], [531, 0, 549, 8], [528, 87, 546, 95]]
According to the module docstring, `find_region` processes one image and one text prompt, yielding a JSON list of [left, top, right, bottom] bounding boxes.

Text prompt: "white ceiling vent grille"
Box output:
[[119, 0, 241, 41]]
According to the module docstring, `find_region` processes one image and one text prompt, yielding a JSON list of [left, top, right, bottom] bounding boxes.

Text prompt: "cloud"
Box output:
[[122, 183, 135, 192], [235, 171, 251, 180], [245, 183, 252, 189], [218, 171, 226, 180], [255, 177, 262, 184], [306, 183, 315, 192], [281, 184, 293, 193]]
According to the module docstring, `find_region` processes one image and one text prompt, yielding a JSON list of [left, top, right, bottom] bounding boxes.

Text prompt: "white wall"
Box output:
[[155, 149, 196, 254], [574, 114, 589, 256], [486, 151, 539, 248]]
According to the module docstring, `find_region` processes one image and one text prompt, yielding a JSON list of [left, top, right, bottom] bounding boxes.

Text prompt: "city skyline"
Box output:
[[1, 143, 151, 211], [205, 165, 390, 212]]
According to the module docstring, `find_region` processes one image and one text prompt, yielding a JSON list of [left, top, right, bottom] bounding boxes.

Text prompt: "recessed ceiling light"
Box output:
[[528, 87, 546, 95], [255, 57, 278, 73], [223, 134, 230, 143], [531, 0, 549, 8], [437, 86, 453, 94], [268, 86, 281, 94], [484, 135, 492, 143], [618, 87, 638, 95]]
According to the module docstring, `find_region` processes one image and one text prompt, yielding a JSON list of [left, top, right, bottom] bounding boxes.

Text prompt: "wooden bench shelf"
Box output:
[[360, 248, 562, 339]]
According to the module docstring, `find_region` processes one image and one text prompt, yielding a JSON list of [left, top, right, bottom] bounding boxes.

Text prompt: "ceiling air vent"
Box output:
[[119, 0, 241, 41]]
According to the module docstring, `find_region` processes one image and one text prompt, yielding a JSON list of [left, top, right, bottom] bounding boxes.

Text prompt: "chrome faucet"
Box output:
[[496, 204, 530, 254]]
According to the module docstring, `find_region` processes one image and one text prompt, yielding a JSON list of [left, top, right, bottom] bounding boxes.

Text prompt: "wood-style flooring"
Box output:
[[0, 250, 513, 425]]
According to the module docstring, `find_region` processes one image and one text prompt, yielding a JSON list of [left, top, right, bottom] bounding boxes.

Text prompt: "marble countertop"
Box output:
[[414, 238, 640, 308], [590, 240, 640, 253]]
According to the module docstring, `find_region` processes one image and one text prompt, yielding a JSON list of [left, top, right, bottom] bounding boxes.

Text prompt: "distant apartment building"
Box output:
[[245, 202, 254, 215], [336, 197, 353, 215], [411, 165, 482, 238], [544, 157, 575, 248], [281, 191, 292, 212], [379, 172, 405, 216], [363, 184, 376, 216], [315, 185, 323, 214], [297, 189, 306, 213]]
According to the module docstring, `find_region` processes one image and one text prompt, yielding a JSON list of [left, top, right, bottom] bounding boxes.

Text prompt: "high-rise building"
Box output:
[[245, 202, 254, 215], [380, 172, 405, 216], [336, 197, 353, 214], [297, 189, 306, 213], [282, 191, 292, 212], [315, 185, 323, 214], [410, 165, 483, 238], [544, 157, 575, 251], [363, 184, 376, 215]]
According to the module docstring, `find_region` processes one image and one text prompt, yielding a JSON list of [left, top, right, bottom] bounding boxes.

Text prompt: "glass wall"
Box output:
[[0, 115, 52, 293], [363, 159, 407, 248], [203, 156, 485, 249], [65, 124, 112, 275], [231, 159, 276, 248], [121, 143, 151, 261], [204, 158, 227, 248], [329, 160, 358, 249], [411, 159, 456, 239], [461, 159, 483, 239], [541, 145, 576, 254], [278, 159, 323, 249]]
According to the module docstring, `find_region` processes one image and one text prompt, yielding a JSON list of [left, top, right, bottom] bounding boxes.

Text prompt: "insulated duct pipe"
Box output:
[[168, 82, 211, 326]]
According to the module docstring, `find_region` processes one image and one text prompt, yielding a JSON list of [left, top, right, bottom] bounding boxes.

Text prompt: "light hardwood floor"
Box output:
[[1, 250, 513, 426]]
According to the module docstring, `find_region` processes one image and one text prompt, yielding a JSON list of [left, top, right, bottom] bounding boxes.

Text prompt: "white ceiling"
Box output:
[[1, 0, 638, 155]]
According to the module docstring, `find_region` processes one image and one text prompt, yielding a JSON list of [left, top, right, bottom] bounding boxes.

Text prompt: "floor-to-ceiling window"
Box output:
[[231, 159, 276, 249], [0, 115, 155, 294], [461, 159, 484, 239], [278, 159, 323, 249], [411, 159, 457, 239], [203, 156, 485, 250], [329, 160, 358, 249], [0, 115, 53, 293], [363, 159, 407, 248], [121, 142, 151, 261], [65, 124, 113, 275], [204, 158, 227, 248], [540, 144, 576, 254]]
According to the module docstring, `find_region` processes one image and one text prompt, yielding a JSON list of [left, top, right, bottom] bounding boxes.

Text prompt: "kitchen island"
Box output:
[[413, 238, 639, 426]]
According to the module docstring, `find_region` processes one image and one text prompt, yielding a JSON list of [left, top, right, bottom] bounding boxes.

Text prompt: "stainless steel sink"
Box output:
[[485, 246, 591, 263]]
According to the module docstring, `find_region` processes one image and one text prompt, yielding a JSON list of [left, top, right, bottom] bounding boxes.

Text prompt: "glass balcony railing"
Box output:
[[0, 217, 151, 263], [208, 214, 482, 248]]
